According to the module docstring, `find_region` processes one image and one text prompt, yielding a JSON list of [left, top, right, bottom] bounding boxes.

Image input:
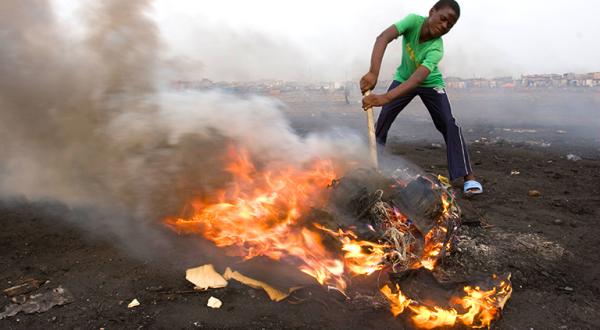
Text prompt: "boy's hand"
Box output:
[[360, 72, 378, 93], [362, 93, 390, 110]]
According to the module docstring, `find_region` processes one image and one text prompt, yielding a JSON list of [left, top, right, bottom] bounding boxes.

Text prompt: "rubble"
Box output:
[[566, 154, 582, 161], [0, 286, 74, 319]]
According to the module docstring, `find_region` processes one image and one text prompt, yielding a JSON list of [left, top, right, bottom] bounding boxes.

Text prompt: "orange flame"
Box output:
[[165, 147, 349, 289], [410, 305, 458, 329], [416, 192, 453, 270], [380, 284, 412, 316], [456, 276, 513, 328], [165, 147, 459, 288], [381, 274, 512, 329], [315, 224, 389, 276], [165, 147, 511, 326]]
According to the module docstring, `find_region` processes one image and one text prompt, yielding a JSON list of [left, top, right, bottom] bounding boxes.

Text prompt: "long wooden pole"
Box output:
[[363, 91, 379, 168]]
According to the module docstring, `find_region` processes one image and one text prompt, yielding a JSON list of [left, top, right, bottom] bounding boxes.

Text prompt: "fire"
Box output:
[[165, 147, 460, 286], [456, 276, 513, 328], [380, 284, 412, 316], [415, 191, 455, 271], [315, 224, 389, 276], [410, 306, 458, 329], [165, 146, 458, 278], [381, 274, 512, 329], [164, 146, 511, 327], [165, 146, 351, 289]]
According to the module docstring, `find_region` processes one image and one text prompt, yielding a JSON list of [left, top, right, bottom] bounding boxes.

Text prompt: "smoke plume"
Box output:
[[0, 0, 369, 256]]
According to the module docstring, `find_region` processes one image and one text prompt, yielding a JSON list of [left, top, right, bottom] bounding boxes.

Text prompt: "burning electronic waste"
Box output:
[[164, 145, 512, 329]]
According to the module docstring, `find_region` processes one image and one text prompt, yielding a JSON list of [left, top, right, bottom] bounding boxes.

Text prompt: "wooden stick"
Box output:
[[364, 91, 379, 168]]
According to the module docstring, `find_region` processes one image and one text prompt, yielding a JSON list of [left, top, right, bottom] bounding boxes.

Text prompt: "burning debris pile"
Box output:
[[165, 146, 512, 329], [322, 168, 461, 273]]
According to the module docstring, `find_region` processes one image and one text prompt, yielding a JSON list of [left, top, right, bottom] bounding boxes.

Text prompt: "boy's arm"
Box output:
[[362, 66, 430, 109], [359, 25, 400, 93]]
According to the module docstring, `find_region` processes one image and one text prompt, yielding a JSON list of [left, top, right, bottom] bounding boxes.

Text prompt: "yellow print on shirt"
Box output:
[[406, 43, 420, 67]]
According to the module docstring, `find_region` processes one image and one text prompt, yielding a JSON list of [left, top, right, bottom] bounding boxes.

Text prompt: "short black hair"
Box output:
[[433, 0, 460, 18]]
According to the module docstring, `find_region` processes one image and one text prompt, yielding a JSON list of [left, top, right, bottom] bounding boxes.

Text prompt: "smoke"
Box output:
[[0, 0, 369, 257]]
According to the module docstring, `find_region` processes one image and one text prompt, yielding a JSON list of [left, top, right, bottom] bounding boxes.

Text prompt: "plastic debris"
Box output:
[[0, 286, 74, 319], [437, 175, 451, 189], [127, 298, 140, 308], [207, 296, 222, 309], [186, 264, 228, 291], [510, 170, 520, 176], [566, 154, 582, 161], [528, 190, 541, 197]]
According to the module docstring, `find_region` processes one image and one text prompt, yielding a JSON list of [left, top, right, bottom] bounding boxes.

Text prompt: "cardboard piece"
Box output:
[[223, 267, 294, 302], [186, 264, 228, 291]]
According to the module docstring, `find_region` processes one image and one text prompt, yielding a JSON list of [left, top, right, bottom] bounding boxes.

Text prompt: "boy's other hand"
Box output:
[[362, 93, 390, 110], [360, 72, 378, 93]]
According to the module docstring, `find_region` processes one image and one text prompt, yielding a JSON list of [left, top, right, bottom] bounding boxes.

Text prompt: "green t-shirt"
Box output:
[[393, 14, 445, 88]]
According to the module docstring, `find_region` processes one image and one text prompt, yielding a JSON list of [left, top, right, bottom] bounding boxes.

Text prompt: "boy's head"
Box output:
[[427, 0, 460, 38]]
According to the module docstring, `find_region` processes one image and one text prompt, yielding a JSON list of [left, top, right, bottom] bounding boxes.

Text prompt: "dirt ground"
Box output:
[[1, 94, 600, 329]]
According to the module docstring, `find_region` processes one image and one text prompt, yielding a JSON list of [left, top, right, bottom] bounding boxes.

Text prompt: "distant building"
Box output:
[[171, 78, 214, 90], [446, 77, 466, 89], [169, 71, 600, 93]]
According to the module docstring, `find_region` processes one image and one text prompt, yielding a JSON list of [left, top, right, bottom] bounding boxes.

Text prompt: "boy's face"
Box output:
[[427, 7, 458, 38]]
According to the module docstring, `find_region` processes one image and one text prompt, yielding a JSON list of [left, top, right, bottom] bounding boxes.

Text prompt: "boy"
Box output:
[[360, 0, 483, 194]]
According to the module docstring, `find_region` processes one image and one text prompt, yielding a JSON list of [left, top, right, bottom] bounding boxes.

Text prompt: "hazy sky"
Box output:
[[55, 0, 599, 81]]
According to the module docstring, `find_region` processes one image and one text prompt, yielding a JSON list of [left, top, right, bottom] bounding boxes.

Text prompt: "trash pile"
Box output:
[[321, 168, 461, 273]]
